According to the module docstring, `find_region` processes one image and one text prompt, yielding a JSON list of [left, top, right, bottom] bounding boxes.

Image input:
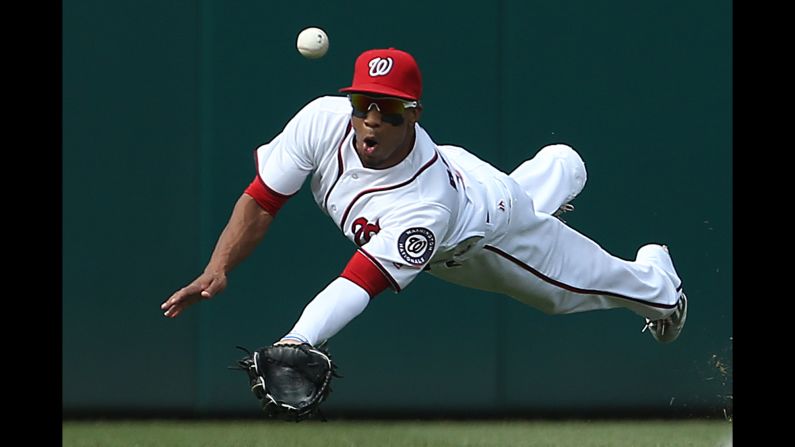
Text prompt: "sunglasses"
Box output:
[[348, 94, 418, 125]]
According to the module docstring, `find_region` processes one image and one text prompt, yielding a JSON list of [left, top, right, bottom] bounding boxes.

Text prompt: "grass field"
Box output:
[[62, 419, 732, 447]]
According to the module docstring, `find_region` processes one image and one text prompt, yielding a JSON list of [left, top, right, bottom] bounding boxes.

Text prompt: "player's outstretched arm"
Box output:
[[278, 277, 371, 346], [161, 193, 274, 318]]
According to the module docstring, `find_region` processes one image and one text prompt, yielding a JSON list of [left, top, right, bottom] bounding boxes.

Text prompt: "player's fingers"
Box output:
[[161, 291, 182, 309], [163, 294, 201, 317], [161, 283, 203, 310], [161, 291, 184, 310], [163, 304, 183, 318], [161, 293, 179, 310], [163, 304, 177, 318]]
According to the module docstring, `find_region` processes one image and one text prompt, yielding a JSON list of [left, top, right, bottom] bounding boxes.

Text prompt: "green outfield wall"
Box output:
[[63, 0, 732, 416]]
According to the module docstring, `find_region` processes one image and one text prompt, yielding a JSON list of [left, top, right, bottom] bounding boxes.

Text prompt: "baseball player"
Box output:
[[161, 47, 687, 349]]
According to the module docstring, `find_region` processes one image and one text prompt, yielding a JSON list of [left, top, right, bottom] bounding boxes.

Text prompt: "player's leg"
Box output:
[[508, 144, 587, 215], [427, 179, 683, 322]]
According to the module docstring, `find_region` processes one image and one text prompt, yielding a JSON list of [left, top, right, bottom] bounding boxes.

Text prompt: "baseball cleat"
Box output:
[[642, 292, 688, 343]]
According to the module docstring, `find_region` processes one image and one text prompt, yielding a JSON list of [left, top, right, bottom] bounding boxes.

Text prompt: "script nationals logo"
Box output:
[[397, 227, 435, 265], [351, 217, 381, 246]]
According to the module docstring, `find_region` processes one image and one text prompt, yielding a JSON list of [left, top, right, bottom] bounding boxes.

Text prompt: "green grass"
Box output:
[[62, 420, 732, 447]]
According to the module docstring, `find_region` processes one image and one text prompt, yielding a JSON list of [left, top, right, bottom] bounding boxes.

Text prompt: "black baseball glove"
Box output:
[[231, 343, 339, 421]]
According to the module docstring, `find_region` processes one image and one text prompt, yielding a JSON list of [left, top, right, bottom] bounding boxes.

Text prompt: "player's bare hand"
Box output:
[[161, 271, 228, 318]]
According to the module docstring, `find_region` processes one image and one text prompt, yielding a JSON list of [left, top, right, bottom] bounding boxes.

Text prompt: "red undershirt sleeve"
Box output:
[[340, 251, 391, 298], [243, 175, 292, 217]]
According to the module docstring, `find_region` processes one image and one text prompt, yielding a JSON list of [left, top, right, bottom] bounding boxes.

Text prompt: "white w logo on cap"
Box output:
[[368, 57, 393, 77]]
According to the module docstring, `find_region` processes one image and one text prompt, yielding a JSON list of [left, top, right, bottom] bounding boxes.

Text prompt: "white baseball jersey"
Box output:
[[247, 95, 683, 321], [248, 95, 510, 293]]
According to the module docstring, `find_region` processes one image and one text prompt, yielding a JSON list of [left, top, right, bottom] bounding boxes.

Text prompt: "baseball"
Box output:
[[296, 27, 329, 59]]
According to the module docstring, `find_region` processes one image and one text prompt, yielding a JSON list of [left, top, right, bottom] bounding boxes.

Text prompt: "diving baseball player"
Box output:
[[162, 47, 687, 352]]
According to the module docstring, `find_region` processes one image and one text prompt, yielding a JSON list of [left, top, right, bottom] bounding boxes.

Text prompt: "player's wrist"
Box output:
[[203, 262, 230, 277], [278, 333, 309, 345]]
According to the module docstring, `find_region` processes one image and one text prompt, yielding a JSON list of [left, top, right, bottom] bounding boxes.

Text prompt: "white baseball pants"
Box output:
[[429, 144, 682, 320]]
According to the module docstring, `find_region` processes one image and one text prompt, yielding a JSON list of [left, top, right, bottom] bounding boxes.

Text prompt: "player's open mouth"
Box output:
[[363, 137, 378, 154]]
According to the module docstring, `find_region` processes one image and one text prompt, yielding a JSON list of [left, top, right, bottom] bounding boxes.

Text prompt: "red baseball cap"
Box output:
[[339, 48, 422, 101]]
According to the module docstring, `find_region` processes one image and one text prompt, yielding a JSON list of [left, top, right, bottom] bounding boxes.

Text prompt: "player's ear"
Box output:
[[408, 106, 422, 124]]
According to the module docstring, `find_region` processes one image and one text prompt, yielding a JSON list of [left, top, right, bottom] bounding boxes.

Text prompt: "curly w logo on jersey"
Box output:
[[351, 217, 381, 246], [397, 227, 435, 265]]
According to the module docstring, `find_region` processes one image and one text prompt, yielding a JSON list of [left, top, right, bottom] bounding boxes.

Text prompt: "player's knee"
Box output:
[[538, 144, 587, 198]]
